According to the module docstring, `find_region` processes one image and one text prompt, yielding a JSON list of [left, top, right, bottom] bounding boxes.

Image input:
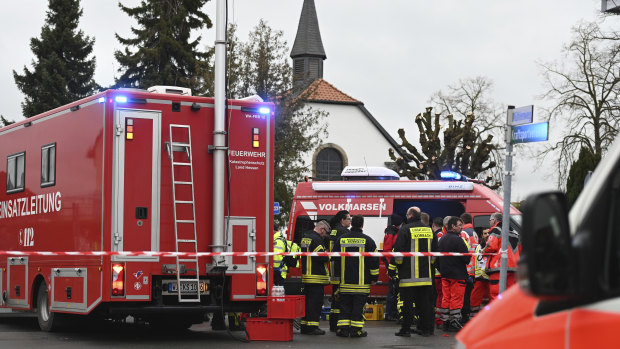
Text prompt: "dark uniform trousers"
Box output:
[[330, 284, 340, 330], [302, 283, 325, 328], [400, 285, 434, 333], [338, 293, 367, 332]]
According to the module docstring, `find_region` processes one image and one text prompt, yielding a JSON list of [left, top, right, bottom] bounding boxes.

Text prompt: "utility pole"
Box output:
[[211, 0, 227, 268], [499, 106, 515, 293]]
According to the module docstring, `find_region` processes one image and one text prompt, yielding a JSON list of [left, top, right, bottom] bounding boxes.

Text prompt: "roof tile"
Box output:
[[304, 79, 360, 104]]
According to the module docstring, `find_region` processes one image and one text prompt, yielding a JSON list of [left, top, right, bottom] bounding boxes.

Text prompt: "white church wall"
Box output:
[[300, 102, 395, 176]]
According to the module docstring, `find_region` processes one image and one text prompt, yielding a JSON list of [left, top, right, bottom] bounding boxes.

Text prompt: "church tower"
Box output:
[[290, 0, 326, 85]]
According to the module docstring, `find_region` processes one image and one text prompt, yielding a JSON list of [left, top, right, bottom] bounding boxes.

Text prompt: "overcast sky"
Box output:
[[0, 0, 609, 200]]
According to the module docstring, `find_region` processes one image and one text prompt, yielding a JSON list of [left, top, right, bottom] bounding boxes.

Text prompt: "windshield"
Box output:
[[511, 214, 522, 229]]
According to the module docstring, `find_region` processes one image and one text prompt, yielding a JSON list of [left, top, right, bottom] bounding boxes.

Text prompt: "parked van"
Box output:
[[456, 137, 620, 348], [285, 167, 521, 297]]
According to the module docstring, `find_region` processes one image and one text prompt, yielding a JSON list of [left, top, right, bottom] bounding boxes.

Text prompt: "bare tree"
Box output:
[[389, 107, 499, 189], [429, 76, 506, 186], [538, 21, 620, 188]]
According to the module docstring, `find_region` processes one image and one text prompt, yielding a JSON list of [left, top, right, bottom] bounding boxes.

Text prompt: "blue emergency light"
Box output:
[[440, 171, 462, 180], [98, 97, 105, 103], [258, 107, 270, 115], [115, 96, 128, 103]]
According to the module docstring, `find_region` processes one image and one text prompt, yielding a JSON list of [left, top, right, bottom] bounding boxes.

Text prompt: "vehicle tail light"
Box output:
[[252, 127, 259, 148], [256, 264, 268, 296], [112, 263, 125, 296]]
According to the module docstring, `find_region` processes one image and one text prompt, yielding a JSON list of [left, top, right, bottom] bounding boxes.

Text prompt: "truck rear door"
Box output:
[[112, 109, 162, 253]]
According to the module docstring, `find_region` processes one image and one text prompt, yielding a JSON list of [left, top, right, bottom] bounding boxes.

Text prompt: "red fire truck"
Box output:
[[286, 167, 521, 297], [0, 86, 274, 331]]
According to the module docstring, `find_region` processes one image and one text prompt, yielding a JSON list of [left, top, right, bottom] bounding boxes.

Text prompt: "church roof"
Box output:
[[301, 79, 405, 157], [304, 78, 359, 104], [290, 0, 326, 59]]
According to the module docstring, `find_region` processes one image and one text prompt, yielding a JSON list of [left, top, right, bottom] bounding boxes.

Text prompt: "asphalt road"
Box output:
[[0, 312, 457, 348]]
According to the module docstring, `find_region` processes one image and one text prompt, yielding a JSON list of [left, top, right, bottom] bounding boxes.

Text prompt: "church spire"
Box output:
[[290, 0, 326, 84]]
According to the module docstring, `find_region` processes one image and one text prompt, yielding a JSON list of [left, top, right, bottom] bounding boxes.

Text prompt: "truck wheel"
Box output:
[[37, 283, 58, 332]]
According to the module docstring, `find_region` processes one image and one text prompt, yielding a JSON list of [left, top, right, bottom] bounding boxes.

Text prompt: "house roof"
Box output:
[[290, 0, 326, 59], [301, 79, 405, 157], [304, 78, 360, 104]]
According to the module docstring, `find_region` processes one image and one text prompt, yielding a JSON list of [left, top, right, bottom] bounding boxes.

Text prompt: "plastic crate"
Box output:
[[245, 318, 293, 341], [364, 304, 384, 321], [321, 306, 331, 320], [267, 295, 305, 319]]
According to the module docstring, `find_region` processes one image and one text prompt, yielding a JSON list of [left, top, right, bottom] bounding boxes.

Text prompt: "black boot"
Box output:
[[350, 328, 367, 338], [336, 326, 349, 337], [395, 327, 411, 337], [329, 312, 339, 332]]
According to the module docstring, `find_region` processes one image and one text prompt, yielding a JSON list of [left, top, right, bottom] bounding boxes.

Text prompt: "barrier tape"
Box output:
[[0, 250, 496, 258]]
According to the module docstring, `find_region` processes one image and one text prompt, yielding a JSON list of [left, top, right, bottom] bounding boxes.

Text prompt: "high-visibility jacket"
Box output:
[[388, 220, 437, 287], [273, 232, 288, 278], [287, 239, 301, 268], [333, 227, 380, 294], [483, 224, 521, 274], [463, 224, 478, 276], [473, 244, 489, 280], [328, 223, 349, 284], [300, 230, 330, 284]]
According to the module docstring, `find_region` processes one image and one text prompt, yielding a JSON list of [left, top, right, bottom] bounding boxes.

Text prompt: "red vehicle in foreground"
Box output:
[[0, 86, 274, 331], [456, 135, 620, 348]]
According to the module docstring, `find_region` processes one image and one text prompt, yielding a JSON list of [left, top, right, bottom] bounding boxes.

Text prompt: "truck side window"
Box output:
[[41, 143, 56, 187], [6, 152, 25, 194], [294, 216, 314, 245], [473, 215, 490, 237]]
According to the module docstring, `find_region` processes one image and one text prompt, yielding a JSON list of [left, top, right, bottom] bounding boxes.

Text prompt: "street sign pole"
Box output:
[[500, 106, 515, 294]]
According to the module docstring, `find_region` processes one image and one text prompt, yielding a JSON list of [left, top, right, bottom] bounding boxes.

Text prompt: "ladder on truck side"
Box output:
[[168, 124, 201, 302]]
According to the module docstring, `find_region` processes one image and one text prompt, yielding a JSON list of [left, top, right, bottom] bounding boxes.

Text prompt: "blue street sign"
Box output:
[[274, 202, 280, 215], [512, 105, 534, 125], [511, 122, 549, 144]]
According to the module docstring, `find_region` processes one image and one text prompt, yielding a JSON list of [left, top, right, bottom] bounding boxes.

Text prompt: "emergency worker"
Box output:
[[483, 212, 521, 302], [333, 215, 379, 337], [389, 207, 437, 337], [438, 217, 470, 332], [383, 214, 403, 321], [327, 210, 351, 331], [421, 212, 430, 227], [460, 213, 478, 322], [273, 229, 301, 287], [300, 220, 331, 335], [469, 240, 489, 317], [273, 229, 287, 286]]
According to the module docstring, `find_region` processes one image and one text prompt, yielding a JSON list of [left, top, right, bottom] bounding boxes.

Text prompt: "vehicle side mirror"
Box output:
[[519, 191, 576, 298]]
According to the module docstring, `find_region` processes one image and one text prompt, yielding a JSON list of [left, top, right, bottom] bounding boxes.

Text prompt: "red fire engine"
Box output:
[[0, 86, 274, 331], [286, 167, 521, 297]]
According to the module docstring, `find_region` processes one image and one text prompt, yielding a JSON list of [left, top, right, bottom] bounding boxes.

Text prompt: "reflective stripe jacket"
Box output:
[[333, 227, 379, 294], [463, 224, 478, 276], [273, 232, 287, 277], [287, 239, 301, 268], [483, 224, 521, 274], [388, 220, 437, 287], [328, 223, 349, 284], [300, 230, 330, 284], [473, 244, 489, 280]]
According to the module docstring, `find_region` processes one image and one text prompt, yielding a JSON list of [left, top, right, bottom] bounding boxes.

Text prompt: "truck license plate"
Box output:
[[168, 281, 207, 293]]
